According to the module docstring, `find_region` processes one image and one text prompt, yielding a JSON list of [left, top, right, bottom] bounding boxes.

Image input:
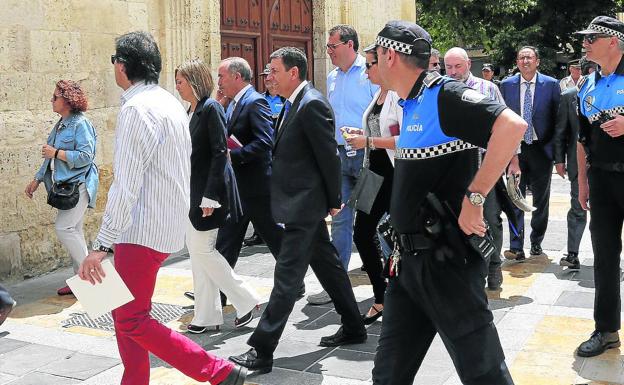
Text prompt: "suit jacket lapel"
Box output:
[[227, 87, 252, 131], [533, 73, 544, 115], [274, 83, 310, 149]]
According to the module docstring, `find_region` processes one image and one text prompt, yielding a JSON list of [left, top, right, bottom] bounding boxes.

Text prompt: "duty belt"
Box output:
[[397, 233, 433, 253], [395, 140, 475, 160]]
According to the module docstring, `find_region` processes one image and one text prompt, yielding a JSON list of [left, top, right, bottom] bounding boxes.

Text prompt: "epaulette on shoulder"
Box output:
[[576, 75, 589, 92], [423, 71, 444, 88]]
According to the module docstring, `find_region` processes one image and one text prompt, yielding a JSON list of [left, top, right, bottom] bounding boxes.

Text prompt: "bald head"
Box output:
[[444, 47, 471, 82]]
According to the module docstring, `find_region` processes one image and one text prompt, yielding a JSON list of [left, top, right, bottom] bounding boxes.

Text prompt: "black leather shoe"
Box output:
[[503, 248, 525, 261], [487, 265, 503, 290], [577, 331, 620, 357], [0, 298, 16, 327], [319, 326, 367, 347], [220, 364, 247, 385], [243, 233, 264, 247], [296, 284, 305, 300], [229, 348, 273, 374], [560, 252, 580, 270], [530, 243, 543, 256], [184, 291, 195, 301]]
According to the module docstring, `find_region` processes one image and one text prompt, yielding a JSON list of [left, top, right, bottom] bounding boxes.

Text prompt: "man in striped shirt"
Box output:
[[78, 31, 246, 385], [444, 47, 520, 290]]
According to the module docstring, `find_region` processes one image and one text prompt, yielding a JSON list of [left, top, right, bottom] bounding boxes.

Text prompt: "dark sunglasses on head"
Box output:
[[365, 61, 378, 69], [584, 33, 612, 44]]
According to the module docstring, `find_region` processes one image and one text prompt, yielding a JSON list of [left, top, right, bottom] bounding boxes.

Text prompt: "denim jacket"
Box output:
[[35, 113, 99, 208]]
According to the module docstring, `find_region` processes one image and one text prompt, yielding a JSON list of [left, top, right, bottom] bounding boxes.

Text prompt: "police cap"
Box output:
[[568, 59, 581, 68], [575, 16, 624, 41], [482, 63, 494, 71], [259, 63, 270, 76], [374, 20, 431, 57]]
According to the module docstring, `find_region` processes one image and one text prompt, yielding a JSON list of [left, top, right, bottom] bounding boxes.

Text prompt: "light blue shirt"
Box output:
[[327, 54, 379, 145]]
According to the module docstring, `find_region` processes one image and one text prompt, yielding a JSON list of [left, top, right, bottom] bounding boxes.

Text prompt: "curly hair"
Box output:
[[56, 80, 88, 112], [115, 31, 161, 84]]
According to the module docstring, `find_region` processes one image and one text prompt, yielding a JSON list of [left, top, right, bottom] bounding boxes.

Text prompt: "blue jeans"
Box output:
[[331, 147, 364, 270]]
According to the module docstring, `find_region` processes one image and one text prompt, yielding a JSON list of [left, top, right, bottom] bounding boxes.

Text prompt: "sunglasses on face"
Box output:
[[584, 33, 612, 44], [326, 41, 348, 50], [110, 54, 124, 65], [365, 61, 378, 69]]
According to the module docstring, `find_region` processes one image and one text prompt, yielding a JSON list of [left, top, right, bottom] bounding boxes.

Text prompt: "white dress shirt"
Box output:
[[97, 82, 191, 253]]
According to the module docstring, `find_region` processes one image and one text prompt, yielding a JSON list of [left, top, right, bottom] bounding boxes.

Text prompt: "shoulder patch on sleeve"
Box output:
[[461, 89, 487, 103], [576, 75, 588, 92], [423, 71, 443, 88]]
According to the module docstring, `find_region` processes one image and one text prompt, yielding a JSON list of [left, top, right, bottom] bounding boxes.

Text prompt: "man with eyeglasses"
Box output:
[[429, 48, 441, 71], [307, 24, 378, 306], [500, 46, 560, 262], [574, 15, 624, 358]]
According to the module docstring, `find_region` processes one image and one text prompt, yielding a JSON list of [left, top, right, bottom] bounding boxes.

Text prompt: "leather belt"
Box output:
[[397, 233, 433, 253]]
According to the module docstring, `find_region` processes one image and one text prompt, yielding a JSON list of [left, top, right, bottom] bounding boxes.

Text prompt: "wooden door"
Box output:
[[220, 0, 313, 91]]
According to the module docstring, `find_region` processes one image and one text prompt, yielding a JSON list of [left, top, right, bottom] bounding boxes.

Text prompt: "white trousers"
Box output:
[[185, 220, 260, 326], [55, 184, 89, 273]]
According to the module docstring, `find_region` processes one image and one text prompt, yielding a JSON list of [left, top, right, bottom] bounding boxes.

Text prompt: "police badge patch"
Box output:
[[584, 95, 596, 111], [461, 89, 486, 103]]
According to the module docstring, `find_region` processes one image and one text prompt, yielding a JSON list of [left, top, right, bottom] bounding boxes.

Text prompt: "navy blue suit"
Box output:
[[500, 73, 560, 250], [216, 86, 283, 267]]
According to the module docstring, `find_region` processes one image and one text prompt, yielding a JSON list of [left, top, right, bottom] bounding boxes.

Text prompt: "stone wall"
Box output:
[[0, 0, 413, 281]]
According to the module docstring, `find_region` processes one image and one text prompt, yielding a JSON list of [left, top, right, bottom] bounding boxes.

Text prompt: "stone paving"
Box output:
[[2, 177, 624, 385]]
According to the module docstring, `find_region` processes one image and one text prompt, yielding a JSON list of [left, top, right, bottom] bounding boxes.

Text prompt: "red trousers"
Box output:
[[112, 243, 233, 385]]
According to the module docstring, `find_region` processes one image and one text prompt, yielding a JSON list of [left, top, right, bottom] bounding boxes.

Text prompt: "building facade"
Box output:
[[0, 0, 415, 280]]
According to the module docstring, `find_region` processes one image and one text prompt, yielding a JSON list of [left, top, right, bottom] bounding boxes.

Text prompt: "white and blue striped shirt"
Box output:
[[96, 82, 191, 253]]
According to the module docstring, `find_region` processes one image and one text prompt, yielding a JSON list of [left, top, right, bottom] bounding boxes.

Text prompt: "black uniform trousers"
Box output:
[[509, 142, 552, 250], [484, 187, 503, 269], [353, 150, 393, 304], [372, 250, 514, 385], [247, 219, 365, 356], [588, 168, 624, 332], [566, 162, 587, 254], [216, 194, 283, 267]]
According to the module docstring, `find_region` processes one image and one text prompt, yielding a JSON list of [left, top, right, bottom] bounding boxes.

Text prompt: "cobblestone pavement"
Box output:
[[2, 177, 624, 385]]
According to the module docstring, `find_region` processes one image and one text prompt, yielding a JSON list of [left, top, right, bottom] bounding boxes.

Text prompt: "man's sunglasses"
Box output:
[[584, 33, 612, 44], [110, 54, 125, 65], [365, 61, 378, 69]]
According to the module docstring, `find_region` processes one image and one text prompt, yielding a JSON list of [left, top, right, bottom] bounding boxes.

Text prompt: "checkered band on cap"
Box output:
[[395, 140, 475, 160], [588, 23, 624, 40], [375, 36, 413, 55], [588, 106, 624, 124]]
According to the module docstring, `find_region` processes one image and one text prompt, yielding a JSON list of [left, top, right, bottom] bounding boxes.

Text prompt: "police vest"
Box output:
[[396, 74, 474, 159], [578, 69, 624, 169]]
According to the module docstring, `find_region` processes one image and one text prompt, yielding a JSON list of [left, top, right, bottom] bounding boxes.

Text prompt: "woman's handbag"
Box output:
[[346, 167, 384, 214], [47, 181, 80, 210]]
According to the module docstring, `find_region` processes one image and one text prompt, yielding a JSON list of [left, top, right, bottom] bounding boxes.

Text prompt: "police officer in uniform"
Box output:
[[369, 21, 526, 385], [574, 16, 624, 358]]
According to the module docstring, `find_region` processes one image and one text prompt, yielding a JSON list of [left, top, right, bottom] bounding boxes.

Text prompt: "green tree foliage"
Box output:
[[418, 0, 623, 76]]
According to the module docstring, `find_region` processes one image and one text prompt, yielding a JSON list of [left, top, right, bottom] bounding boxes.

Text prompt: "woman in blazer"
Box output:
[[344, 45, 403, 324], [175, 59, 258, 333]]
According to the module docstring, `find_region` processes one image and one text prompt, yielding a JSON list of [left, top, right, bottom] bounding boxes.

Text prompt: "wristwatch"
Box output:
[[92, 239, 113, 254], [465, 191, 486, 207]]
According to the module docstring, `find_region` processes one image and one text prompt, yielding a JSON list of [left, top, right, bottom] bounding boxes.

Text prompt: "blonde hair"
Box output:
[[175, 59, 214, 101]]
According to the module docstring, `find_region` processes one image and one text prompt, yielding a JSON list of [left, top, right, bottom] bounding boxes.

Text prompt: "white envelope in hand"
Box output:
[[66, 259, 134, 319]]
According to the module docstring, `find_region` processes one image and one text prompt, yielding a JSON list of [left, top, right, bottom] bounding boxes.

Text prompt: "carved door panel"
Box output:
[[221, 0, 313, 91]]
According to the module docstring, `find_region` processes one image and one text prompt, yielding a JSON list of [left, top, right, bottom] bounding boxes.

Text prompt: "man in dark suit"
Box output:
[[215, 57, 283, 268], [229, 47, 366, 374], [554, 58, 597, 270], [501, 46, 561, 261]]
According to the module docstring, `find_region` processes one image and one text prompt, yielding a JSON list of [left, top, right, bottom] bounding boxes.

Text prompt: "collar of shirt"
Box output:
[[121, 81, 150, 105], [232, 84, 252, 104], [288, 80, 309, 104], [337, 54, 366, 74], [520, 73, 537, 85], [405, 71, 428, 100]]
